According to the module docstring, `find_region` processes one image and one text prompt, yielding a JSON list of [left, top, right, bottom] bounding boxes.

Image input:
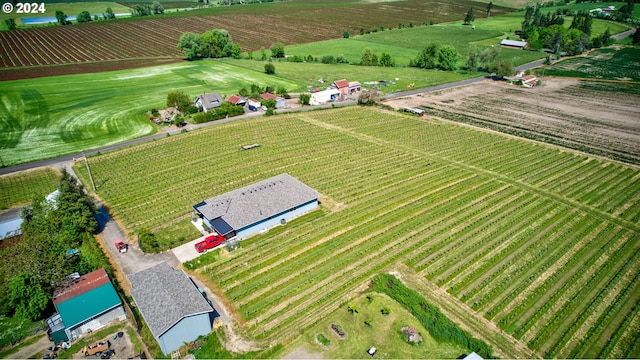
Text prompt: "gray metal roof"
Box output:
[[129, 262, 212, 338], [500, 39, 527, 47], [196, 92, 223, 109], [194, 174, 319, 231]]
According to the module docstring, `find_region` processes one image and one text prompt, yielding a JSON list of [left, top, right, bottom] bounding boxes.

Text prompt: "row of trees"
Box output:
[[1, 170, 108, 321], [178, 29, 241, 60], [131, 2, 165, 16]]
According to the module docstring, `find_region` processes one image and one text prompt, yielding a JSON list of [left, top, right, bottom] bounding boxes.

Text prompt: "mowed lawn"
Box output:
[[0, 60, 299, 166], [73, 106, 640, 358]]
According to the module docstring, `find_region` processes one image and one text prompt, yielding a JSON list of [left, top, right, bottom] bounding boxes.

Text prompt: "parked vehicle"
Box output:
[[115, 239, 127, 253], [195, 234, 225, 253], [83, 340, 110, 357]]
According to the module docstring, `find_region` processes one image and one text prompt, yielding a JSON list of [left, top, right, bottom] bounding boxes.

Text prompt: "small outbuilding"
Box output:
[[310, 89, 341, 105], [260, 92, 286, 108], [195, 92, 223, 112], [332, 79, 350, 95], [193, 173, 319, 240], [227, 94, 247, 106], [500, 39, 527, 49], [46, 269, 125, 343], [348, 81, 362, 94], [129, 262, 214, 355]]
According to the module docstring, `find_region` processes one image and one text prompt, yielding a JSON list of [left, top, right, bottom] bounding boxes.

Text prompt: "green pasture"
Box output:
[[542, 47, 640, 81], [72, 105, 640, 358], [278, 293, 467, 358], [286, 24, 547, 67], [0, 168, 60, 210], [0, 60, 298, 166], [224, 59, 480, 92]]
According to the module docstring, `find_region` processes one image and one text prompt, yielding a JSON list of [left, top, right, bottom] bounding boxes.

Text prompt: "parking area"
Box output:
[[172, 236, 207, 263]]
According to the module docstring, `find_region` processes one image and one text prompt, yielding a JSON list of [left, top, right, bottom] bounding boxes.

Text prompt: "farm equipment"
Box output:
[[82, 340, 110, 357], [115, 239, 127, 254], [195, 234, 225, 253]]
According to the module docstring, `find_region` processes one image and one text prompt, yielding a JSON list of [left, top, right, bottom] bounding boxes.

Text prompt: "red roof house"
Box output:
[[332, 79, 350, 95], [227, 95, 246, 106]]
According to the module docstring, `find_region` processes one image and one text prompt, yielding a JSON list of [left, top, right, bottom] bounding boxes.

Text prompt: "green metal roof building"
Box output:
[[47, 269, 125, 343]]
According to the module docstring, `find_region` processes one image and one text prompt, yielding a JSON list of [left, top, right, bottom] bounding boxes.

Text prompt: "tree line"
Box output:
[[0, 170, 110, 322], [372, 273, 494, 359]]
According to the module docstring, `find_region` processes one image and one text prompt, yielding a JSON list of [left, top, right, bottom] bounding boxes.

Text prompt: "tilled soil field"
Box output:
[[384, 78, 640, 165]]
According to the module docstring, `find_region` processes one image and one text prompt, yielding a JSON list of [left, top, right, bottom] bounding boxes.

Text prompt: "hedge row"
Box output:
[[372, 273, 493, 358]]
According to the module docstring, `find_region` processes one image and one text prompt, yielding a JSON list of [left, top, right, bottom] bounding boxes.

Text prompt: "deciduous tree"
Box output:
[[464, 8, 474, 25], [104, 7, 116, 19], [178, 32, 201, 60], [76, 10, 92, 23], [167, 91, 191, 112], [5, 18, 17, 30], [271, 42, 285, 58], [437, 45, 459, 70]]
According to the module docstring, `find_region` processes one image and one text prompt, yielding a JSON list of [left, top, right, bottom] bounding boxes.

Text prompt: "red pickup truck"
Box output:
[[195, 234, 225, 253]]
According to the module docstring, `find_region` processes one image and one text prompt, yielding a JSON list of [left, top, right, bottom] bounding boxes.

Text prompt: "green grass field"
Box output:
[[0, 2, 131, 29], [223, 59, 481, 92], [0, 168, 60, 210], [285, 24, 547, 68], [73, 106, 640, 358], [278, 293, 468, 358], [0, 60, 299, 166], [543, 46, 640, 81]]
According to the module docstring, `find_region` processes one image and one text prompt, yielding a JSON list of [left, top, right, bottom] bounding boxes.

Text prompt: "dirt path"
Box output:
[[7, 334, 51, 359]]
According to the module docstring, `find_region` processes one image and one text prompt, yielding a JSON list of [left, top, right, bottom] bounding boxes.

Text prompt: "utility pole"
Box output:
[[83, 152, 97, 191]]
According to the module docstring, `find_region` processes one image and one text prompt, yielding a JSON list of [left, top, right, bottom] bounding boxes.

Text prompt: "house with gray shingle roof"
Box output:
[[195, 92, 223, 112], [129, 262, 214, 355], [193, 174, 319, 240]]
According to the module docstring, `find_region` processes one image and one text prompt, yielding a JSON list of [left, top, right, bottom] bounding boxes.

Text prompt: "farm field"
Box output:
[[0, 60, 298, 166], [0, 167, 60, 209], [0, 0, 515, 78], [385, 77, 640, 165], [73, 105, 640, 358], [543, 46, 640, 81]]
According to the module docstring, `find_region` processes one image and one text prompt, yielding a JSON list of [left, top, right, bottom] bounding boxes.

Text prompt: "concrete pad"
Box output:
[[172, 237, 205, 263]]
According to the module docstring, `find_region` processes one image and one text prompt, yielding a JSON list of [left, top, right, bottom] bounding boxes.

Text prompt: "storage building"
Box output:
[[129, 262, 214, 355], [46, 269, 125, 343]]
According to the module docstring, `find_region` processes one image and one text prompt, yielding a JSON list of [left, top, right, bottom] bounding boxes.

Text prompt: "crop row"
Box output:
[[75, 107, 640, 356]]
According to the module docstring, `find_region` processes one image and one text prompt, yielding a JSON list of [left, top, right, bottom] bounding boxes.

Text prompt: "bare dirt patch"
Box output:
[[383, 78, 640, 165], [283, 347, 324, 359]]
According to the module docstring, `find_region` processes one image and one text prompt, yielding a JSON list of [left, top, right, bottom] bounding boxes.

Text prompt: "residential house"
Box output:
[[260, 92, 286, 108], [195, 92, 223, 112]]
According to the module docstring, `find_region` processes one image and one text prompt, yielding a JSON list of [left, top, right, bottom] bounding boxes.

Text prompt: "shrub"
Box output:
[[316, 333, 330, 347], [299, 93, 310, 105], [264, 63, 276, 75], [381, 307, 390, 315]]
